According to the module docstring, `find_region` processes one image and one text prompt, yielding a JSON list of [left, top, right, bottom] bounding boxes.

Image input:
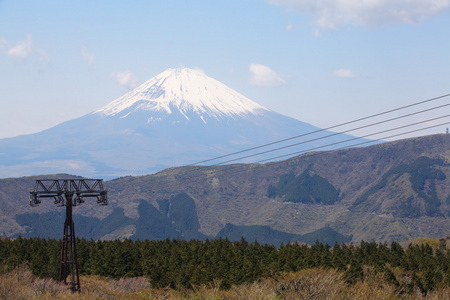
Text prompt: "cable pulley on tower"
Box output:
[[30, 179, 107, 207]]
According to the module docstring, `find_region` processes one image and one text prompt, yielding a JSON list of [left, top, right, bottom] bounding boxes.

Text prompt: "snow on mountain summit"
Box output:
[[95, 68, 268, 120], [0, 67, 367, 179]]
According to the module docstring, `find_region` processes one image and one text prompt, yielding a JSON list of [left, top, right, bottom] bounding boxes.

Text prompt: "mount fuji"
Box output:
[[0, 68, 360, 179]]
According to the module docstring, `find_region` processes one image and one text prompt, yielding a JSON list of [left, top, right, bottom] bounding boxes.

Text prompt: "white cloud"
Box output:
[[3, 35, 49, 63], [268, 0, 450, 28], [110, 71, 138, 90], [8, 34, 33, 59], [286, 23, 293, 31], [332, 68, 358, 78], [81, 46, 94, 65], [0, 38, 7, 49], [193, 66, 206, 74], [249, 64, 286, 87]]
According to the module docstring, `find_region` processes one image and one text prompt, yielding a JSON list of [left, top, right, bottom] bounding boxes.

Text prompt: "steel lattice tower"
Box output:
[[30, 179, 107, 293]]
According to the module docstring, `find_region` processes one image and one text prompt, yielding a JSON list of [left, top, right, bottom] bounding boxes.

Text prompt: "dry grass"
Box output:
[[266, 268, 346, 300], [1, 265, 449, 300], [0, 263, 34, 300]]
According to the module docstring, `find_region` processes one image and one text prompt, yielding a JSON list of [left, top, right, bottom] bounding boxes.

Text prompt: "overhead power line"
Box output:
[[187, 93, 450, 166], [211, 115, 449, 166], [255, 120, 450, 165], [164, 120, 450, 193], [154, 93, 449, 190], [174, 121, 450, 187], [210, 108, 449, 166]]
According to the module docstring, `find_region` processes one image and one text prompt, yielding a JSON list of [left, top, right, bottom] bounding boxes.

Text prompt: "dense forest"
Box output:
[[1, 237, 449, 297]]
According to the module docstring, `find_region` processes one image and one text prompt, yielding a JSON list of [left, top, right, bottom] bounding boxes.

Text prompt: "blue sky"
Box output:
[[1, 0, 449, 139]]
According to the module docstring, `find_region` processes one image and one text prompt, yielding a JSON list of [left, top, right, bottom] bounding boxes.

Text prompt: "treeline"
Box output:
[[1, 237, 449, 294]]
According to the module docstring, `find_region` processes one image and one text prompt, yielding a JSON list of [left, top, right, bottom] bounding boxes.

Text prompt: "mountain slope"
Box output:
[[0, 68, 360, 179], [1, 134, 449, 244]]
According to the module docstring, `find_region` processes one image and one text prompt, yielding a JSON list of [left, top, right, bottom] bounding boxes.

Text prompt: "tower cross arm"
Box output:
[[30, 179, 107, 207]]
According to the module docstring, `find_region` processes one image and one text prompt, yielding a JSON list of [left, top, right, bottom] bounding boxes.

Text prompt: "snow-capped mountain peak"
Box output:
[[0, 66, 364, 179], [95, 68, 268, 120]]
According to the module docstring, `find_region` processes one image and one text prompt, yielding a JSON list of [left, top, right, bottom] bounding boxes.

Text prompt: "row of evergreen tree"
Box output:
[[1, 237, 449, 293]]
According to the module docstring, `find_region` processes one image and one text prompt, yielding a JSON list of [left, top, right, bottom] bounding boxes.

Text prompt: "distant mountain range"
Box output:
[[1, 134, 448, 246], [0, 68, 361, 179]]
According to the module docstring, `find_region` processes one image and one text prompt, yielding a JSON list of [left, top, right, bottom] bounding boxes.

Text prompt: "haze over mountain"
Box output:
[[0, 68, 360, 179]]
